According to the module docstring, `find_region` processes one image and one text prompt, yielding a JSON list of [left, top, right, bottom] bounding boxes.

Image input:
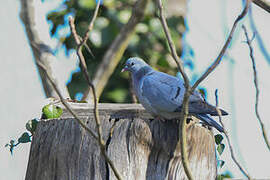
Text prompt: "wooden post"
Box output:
[[25, 103, 217, 180]]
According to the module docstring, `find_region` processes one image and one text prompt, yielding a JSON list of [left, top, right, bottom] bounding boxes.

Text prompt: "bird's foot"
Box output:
[[200, 122, 212, 131], [155, 116, 167, 122], [186, 117, 193, 124]]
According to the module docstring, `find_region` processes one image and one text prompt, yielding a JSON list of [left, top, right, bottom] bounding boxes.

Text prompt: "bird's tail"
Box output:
[[195, 114, 224, 133]]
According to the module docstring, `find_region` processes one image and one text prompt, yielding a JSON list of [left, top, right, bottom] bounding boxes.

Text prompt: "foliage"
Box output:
[[5, 104, 63, 154], [5, 119, 38, 154], [217, 172, 232, 180], [42, 104, 63, 119], [215, 134, 224, 145], [46, 0, 186, 103], [215, 134, 226, 169]]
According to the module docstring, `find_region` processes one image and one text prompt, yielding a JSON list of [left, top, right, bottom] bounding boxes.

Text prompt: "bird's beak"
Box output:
[[121, 65, 128, 72]]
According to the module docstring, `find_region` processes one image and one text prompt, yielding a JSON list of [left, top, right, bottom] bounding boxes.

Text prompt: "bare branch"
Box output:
[[253, 0, 270, 13], [242, 25, 270, 151], [191, 0, 251, 92], [69, 16, 103, 142], [156, 0, 193, 179], [81, 1, 101, 44], [157, 1, 252, 179], [68, 18, 81, 45], [249, 6, 270, 64], [82, 0, 150, 101], [215, 90, 252, 179], [155, 0, 189, 87], [68, 1, 123, 179], [36, 61, 98, 140], [179, 91, 193, 180], [38, 60, 123, 179], [20, 0, 69, 98]]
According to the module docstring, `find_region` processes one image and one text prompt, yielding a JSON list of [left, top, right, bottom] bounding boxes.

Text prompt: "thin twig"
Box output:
[[191, 1, 251, 177], [179, 91, 193, 179], [78, 35, 95, 58], [242, 25, 270, 151], [81, 1, 100, 45], [39, 60, 122, 179], [69, 16, 103, 147], [191, 0, 251, 92], [82, 0, 150, 101], [157, 0, 251, 179], [156, 0, 193, 179], [215, 90, 252, 179], [253, 0, 270, 14], [68, 1, 123, 179], [36, 61, 98, 140], [249, 6, 270, 64], [155, 0, 189, 87]]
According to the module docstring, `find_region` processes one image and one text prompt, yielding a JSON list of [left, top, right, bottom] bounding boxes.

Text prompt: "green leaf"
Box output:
[[219, 160, 225, 168], [6, 140, 16, 155], [26, 119, 39, 134], [10, 140, 15, 145], [42, 104, 63, 119], [215, 134, 224, 145], [198, 88, 207, 100], [18, 132, 31, 144], [78, 0, 96, 9], [77, 100, 88, 103], [10, 146, 14, 155], [217, 174, 223, 180], [106, 89, 128, 103], [217, 172, 232, 180], [217, 143, 225, 155], [118, 10, 131, 23]]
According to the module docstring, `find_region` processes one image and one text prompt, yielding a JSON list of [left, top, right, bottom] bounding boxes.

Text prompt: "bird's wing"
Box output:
[[184, 101, 228, 116], [141, 71, 229, 116], [175, 87, 229, 116], [141, 71, 184, 112], [194, 114, 224, 132]]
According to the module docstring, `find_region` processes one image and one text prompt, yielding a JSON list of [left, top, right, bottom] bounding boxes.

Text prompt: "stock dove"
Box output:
[[122, 57, 228, 132]]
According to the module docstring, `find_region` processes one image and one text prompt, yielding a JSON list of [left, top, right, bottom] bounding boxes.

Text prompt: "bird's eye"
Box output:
[[131, 62, 134, 66]]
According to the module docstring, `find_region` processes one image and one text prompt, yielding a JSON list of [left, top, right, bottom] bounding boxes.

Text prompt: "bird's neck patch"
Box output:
[[134, 66, 153, 80]]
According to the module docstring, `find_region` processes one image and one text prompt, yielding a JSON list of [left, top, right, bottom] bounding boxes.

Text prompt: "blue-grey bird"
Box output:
[[122, 57, 228, 132]]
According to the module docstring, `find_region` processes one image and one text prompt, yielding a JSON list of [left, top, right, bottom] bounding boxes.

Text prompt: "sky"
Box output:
[[0, 1, 43, 179], [0, 1, 76, 179], [1, 0, 269, 179], [184, 0, 270, 178]]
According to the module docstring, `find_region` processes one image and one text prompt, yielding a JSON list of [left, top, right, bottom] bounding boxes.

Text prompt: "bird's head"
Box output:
[[121, 57, 149, 73]]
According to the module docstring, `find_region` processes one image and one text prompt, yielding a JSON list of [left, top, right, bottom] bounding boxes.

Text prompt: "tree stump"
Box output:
[[25, 103, 217, 180]]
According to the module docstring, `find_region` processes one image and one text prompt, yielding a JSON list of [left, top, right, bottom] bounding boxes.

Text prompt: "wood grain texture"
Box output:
[[25, 103, 217, 180]]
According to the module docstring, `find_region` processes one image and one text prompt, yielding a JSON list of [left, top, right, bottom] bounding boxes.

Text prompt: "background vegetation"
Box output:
[[47, 0, 187, 103]]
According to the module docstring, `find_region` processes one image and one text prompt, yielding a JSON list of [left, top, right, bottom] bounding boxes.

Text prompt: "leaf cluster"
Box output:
[[5, 104, 63, 154], [47, 0, 186, 102], [5, 119, 38, 154], [215, 134, 226, 169]]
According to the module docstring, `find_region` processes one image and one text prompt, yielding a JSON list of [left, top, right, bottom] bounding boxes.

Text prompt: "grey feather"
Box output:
[[194, 114, 224, 132], [176, 101, 229, 116]]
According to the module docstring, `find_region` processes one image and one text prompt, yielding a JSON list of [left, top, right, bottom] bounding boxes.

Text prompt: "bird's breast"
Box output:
[[132, 75, 158, 115]]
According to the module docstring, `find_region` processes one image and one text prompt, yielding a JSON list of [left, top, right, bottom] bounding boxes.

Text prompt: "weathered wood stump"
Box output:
[[25, 103, 217, 180]]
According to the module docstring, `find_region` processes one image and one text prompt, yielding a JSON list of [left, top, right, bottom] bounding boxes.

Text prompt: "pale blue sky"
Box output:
[[185, 0, 270, 178]]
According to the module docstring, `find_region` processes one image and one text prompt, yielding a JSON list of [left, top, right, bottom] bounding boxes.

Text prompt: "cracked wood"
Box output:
[[25, 103, 217, 180]]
